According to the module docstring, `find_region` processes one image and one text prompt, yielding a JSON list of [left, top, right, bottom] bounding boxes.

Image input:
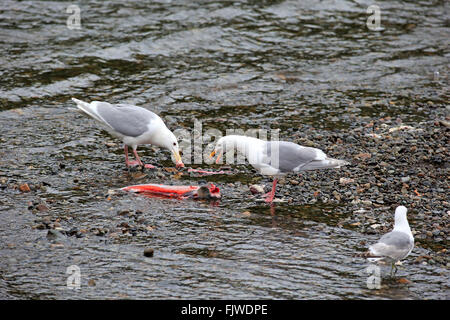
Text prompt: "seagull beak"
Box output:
[[215, 152, 222, 164], [210, 150, 222, 164], [173, 150, 184, 168]]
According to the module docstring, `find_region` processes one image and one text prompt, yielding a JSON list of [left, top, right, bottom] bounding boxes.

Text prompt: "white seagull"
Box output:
[[71, 98, 184, 169], [209, 135, 349, 203], [367, 206, 414, 276]]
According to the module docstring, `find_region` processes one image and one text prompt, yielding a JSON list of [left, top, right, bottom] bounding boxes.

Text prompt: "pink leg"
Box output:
[[124, 145, 141, 167], [264, 178, 278, 203], [132, 148, 155, 169]]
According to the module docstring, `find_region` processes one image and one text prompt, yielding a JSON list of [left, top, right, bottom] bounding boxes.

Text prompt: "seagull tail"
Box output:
[[71, 98, 103, 122], [301, 158, 350, 171], [365, 245, 384, 262], [326, 158, 350, 168], [367, 256, 384, 263]]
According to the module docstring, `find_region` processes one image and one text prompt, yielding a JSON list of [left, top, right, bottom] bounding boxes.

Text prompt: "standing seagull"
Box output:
[[71, 98, 184, 169], [209, 135, 349, 203], [367, 206, 414, 276]]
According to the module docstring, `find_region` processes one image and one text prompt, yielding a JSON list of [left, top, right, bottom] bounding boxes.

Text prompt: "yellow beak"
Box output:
[[209, 150, 222, 164], [173, 150, 184, 168]]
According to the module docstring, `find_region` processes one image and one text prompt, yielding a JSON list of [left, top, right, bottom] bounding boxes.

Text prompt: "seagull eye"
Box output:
[[173, 142, 176, 146]]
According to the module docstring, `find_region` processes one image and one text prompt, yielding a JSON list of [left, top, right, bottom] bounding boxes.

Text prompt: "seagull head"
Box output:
[[393, 205, 410, 233], [209, 136, 232, 164], [156, 128, 184, 168]]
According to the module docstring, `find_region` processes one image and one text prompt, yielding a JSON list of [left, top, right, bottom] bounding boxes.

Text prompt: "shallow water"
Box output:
[[0, 0, 448, 299]]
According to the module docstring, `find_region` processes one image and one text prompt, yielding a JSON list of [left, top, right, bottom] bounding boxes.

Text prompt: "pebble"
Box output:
[[397, 278, 411, 284], [143, 248, 154, 257], [33, 223, 46, 230], [47, 229, 65, 241], [332, 191, 341, 201], [36, 203, 49, 212], [19, 183, 31, 192], [249, 184, 265, 194], [339, 177, 354, 185], [432, 229, 441, 236]]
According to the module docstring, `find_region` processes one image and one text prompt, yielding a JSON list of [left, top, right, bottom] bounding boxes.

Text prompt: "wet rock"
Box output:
[[397, 278, 411, 284], [355, 153, 371, 160], [143, 248, 154, 257], [438, 120, 450, 127], [47, 229, 65, 241], [332, 191, 341, 201], [36, 203, 49, 212], [118, 222, 130, 229], [415, 255, 432, 263], [66, 227, 84, 238], [92, 228, 108, 236], [339, 177, 354, 185], [19, 183, 31, 192], [432, 229, 441, 236], [249, 184, 265, 194], [107, 189, 119, 197], [32, 223, 46, 230], [118, 210, 130, 216], [401, 176, 411, 183]]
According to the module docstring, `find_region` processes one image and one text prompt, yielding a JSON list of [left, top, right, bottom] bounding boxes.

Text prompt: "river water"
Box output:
[[0, 0, 448, 299]]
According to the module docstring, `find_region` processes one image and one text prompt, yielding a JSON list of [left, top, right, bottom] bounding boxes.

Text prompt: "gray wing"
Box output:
[[379, 231, 413, 249], [95, 102, 159, 137], [370, 231, 414, 261], [265, 141, 323, 173]]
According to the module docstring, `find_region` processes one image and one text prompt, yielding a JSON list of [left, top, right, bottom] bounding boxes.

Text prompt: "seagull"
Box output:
[[209, 135, 349, 203], [71, 98, 184, 169], [367, 206, 414, 276]]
